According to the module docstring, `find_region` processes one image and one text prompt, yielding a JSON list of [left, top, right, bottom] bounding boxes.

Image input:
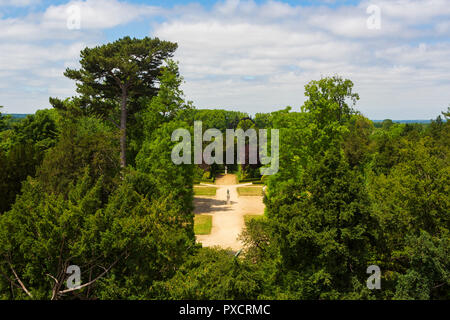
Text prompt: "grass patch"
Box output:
[[194, 186, 217, 196], [237, 186, 263, 196], [244, 214, 265, 224], [194, 215, 212, 235]]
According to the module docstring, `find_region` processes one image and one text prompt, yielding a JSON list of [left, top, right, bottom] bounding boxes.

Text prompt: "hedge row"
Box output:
[[194, 178, 215, 184], [251, 181, 264, 185], [238, 177, 262, 183]]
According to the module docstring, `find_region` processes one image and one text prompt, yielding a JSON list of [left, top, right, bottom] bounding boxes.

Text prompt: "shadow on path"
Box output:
[[194, 197, 236, 214]]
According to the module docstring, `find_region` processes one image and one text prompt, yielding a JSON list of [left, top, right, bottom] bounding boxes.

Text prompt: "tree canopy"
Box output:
[[59, 36, 178, 168]]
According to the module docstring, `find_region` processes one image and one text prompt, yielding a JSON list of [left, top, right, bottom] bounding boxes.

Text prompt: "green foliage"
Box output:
[[240, 78, 450, 300], [0, 109, 59, 213], [61, 36, 178, 167], [381, 119, 394, 130], [150, 248, 265, 299], [394, 232, 450, 300], [303, 76, 359, 125], [367, 130, 450, 298], [92, 172, 195, 299], [265, 147, 377, 298], [0, 169, 195, 299], [129, 60, 193, 166], [9, 109, 59, 150], [239, 216, 274, 265], [64, 36, 177, 109], [0, 106, 10, 132], [254, 106, 292, 129], [250, 78, 378, 299], [342, 115, 374, 167], [141, 60, 192, 135], [236, 118, 255, 131], [369, 137, 449, 241], [37, 116, 121, 196], [0, 173, 108, 299], [0, 112, 195, 299], [136, 120, 194, 213], [176, 109, 249, 132], [0, 143, 40, 213]]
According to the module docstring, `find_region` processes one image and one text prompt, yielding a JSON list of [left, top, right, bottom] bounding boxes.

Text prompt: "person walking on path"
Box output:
[[227, 189, 230, 205]]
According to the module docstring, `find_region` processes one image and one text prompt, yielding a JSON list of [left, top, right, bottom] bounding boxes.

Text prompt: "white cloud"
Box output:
[[152, 0, 450, 118], [1, 0, 450, 118], [0, 0, 161, 113], [43, 0, 162, 30]]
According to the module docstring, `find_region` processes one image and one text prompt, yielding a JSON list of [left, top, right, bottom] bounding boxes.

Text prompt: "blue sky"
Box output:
[[1, 0, 450, 119]]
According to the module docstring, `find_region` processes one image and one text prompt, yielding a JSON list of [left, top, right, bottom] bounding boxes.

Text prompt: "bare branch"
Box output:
[[57, 252, 127, 296], [8, 261, 33, 298], [46, 273, 59, 284], [107, 116, 121, 129], [433, 282, 446, 289]]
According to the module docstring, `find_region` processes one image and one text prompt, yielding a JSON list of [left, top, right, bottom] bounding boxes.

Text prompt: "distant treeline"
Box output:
[[6, 113, 441, 125]]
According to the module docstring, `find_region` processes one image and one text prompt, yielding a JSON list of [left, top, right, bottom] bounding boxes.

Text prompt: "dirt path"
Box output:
[[195, 174, 265, 252], [214, 174, 237, 185]]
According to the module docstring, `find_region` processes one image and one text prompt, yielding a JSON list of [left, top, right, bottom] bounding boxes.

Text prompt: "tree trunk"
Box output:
[[120, 88, 128, 168]]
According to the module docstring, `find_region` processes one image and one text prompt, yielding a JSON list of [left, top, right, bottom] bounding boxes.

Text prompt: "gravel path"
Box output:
[[195, 174, 265, 251]]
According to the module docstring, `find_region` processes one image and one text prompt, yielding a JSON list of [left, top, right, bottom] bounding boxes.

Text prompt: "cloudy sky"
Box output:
[[1, 0, 449, 119]]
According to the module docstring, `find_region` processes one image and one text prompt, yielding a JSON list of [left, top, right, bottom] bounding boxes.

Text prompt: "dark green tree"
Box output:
[[0, 109, 58, 213], [0, 106, 10, 132], [258, 77, 378, 298], [61, 36, 178, 167], [303, 76, 359, 125], [36, 116, 120, 196], [150, 248, 265, 299]]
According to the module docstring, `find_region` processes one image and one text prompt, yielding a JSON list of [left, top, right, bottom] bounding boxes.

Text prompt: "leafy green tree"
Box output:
[[257, 77, 379, 298], [239, 216, 275, 265], [235, 118, 259, 179], [143, 60, 192, 130], [136, 120, 195, 214], [368, 132, 449, 298], [394, 232, 450, 300], [62, 36, 178, 167], [0, 109, 58, 213], [303, 76, 359, 125], [369, 137, 449, 246], [0, 143, 39, 213], [381, 119, 394, 130], [176, 109, 248, 132], [37, 116, 120, 196], [88, 171, 196, 299], [266, 147, 377, 299], [10, 109, 58, 150], [0, 168, 196, 299], [236, 118, 255, 131], [343, 115, 374, 167], [426, 107, 450, 149], [0, 172, 108, 299], [298, 77, 359, 158], [150, 248, 265, 299], [127, 60, 193, 166], [0, 106, 10, 132]]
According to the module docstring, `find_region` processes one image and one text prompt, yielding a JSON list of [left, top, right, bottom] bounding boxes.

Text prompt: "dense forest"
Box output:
[[0, 37, 448, 300]]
